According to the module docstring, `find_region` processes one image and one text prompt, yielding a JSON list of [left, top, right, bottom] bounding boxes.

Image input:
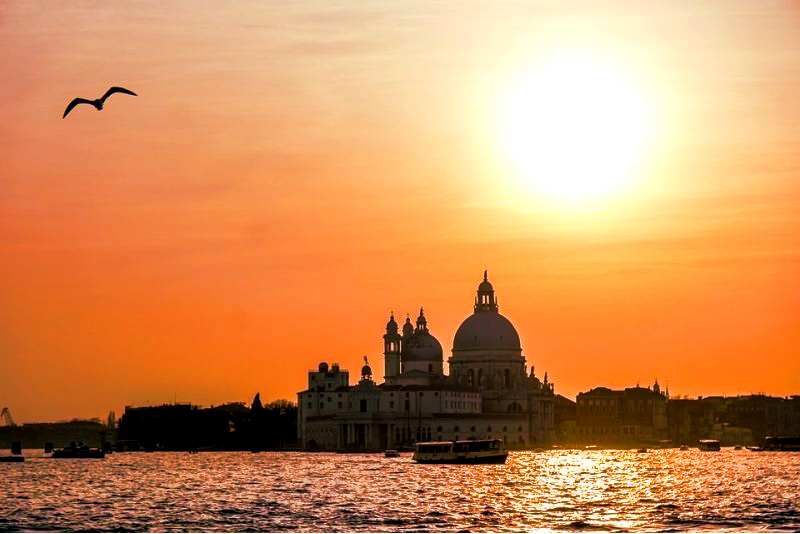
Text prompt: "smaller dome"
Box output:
[[361, 365, 372, 376], [402, 330, 443, 361], [318, 362, 329, 373]]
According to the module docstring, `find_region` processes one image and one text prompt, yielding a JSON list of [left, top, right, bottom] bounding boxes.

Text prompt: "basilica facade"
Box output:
[[297, 272, 556, 451]]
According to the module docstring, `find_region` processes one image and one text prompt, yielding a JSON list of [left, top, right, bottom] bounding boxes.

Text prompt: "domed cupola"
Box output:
[[415, 307, 428, 331], [360, 356, 373, 383], [450, 272, 525, 390], [402, 314, 414, 338], [453, 271, 521, 352], [475, 270, 497, 312], [400, 307, 444, 375], [386, 313, 398, 334]]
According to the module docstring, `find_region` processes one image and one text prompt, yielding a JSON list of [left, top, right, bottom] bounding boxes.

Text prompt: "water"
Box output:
[[1, 448, 798, 532]]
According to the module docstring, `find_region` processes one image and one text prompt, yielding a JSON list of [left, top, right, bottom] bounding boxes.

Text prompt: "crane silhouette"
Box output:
[[1, 407, 16, 427]]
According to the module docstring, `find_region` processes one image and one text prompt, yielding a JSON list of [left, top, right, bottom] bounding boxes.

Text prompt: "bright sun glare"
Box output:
[[502, 54, 652, 203]]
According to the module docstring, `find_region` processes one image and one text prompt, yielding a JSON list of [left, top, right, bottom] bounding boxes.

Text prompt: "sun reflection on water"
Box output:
[[0, 448, 798, 532]]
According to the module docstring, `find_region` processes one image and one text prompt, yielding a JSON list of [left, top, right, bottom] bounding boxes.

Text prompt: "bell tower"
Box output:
[[383, 313, 401, 380]]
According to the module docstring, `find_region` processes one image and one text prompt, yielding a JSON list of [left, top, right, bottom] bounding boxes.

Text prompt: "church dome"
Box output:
[[402, 332, 443, 361], [402, 307, 442, 362], [453, 312, 521, 351], [452, 271, 521, 352]]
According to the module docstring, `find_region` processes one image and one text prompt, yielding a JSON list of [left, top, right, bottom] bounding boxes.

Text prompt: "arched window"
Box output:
[[404, 400, 410, 411], [478, 369, 484, 387], [467, 369, 475, 387], [503, 369, 510, 387]]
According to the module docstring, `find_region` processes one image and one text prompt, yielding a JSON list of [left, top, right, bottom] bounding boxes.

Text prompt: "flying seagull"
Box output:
[[63, 86, 137, 118]]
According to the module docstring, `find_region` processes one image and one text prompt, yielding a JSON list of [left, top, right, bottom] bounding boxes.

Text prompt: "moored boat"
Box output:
[[413, 439, 507, 464], [698, 439, 720, 451], [0, 456, 24, 462], [679, 445, 690, 451], [384, 449, 400, 458]]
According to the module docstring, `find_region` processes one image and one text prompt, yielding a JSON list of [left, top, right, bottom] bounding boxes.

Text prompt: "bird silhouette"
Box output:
[[63, 86, 137, 118]]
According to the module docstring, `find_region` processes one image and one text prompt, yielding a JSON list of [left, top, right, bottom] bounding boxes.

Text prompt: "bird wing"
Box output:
[[100, 86, 138, 102], [62, 98, 95, 118]]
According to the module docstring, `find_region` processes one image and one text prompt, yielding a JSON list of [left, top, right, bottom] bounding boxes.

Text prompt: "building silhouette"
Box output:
[[297, 272, 556, 451]]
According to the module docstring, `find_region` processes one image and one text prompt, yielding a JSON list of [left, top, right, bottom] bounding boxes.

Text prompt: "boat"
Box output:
[[698, 439, 721, 451], [0, 456, 24, 463], [636, 447, 648, 453], [746, 446, 764, 452], [412, 439, 508, 464], [679, 445, 690, 451], [384, 449, 400, 458], [734, 445, 743, 450], [51, 443, 105, 459], [764, 437, 800, 451]]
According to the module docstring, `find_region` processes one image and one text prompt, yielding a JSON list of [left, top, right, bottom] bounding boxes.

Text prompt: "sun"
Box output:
[[500, 54, 652, 203]]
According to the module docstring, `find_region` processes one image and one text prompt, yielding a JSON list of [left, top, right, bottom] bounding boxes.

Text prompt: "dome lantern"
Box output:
[[415, 307, 428, 332], [475, 270, 498, 312]]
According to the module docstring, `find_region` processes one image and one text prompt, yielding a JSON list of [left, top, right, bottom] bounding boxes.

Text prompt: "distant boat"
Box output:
[[0, 456, 24, 462], [384, 449, 400, 458], [584, 444, 598, 450], [636, 447, 648, 453], [51, 444, 105, 459], [412, 439, 507, 464], [698, 440, 721, 451], [746, 446, 764, 452], [764, 437, 800, 451], [679, 445, 690, 451], [734, 445, 743, 450]]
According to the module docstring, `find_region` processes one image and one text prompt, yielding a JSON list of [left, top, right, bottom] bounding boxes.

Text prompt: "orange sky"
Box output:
[[1, 1, 799, 422]]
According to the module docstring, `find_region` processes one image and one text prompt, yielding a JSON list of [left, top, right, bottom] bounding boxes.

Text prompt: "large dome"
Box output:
[[452, 272, 522, 352], [403, 331, 443, 361], [453, 311, 521, 352]]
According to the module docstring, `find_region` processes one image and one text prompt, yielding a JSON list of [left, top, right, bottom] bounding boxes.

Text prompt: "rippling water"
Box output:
[[1, 448, 798, 532]]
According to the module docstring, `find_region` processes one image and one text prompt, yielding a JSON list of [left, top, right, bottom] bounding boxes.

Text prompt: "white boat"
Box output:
[[412, 439, 508, 464]]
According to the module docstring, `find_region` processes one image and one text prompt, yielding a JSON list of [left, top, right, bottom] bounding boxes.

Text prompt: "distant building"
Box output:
[[553, 394, 577, 443], [569, 383, 668, 446], [297, 272, 556, 451], [668, 394, 800, 446]]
